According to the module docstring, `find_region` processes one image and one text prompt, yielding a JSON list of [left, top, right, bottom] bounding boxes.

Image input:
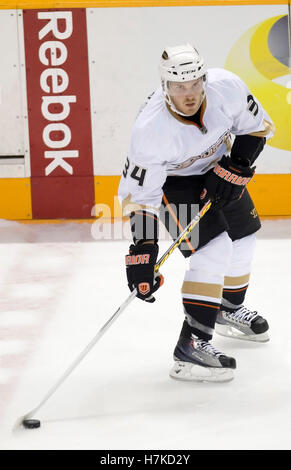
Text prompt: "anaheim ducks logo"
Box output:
[[225, 15, 290, 151], [168, 130, 231, 171]]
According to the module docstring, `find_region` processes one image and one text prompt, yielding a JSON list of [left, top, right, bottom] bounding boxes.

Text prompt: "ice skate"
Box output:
[[169, 335, 236, 383], [216, 304, 269, 342]]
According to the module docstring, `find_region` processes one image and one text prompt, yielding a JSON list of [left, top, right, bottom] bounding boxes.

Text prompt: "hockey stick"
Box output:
[[14, 199, 211, 430]]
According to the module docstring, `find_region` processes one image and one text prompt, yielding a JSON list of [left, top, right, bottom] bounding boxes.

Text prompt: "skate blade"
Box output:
[[215, 324, 270, 343], [169, 361, 234, 383]]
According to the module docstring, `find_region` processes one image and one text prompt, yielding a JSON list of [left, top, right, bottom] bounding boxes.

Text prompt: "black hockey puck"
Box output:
[[23, 419, 41, 429]]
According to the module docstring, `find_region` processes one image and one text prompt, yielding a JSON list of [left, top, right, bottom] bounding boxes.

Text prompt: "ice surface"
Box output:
[[0, 218, 290, 450]]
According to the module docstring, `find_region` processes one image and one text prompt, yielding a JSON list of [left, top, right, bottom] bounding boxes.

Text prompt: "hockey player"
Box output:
[[119, 44, 275, 382]]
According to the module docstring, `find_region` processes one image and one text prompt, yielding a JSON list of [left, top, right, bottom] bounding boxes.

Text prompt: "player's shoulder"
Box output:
[[134, 87, 167, 128], [207, 68, 248, 100], [131, 87, 170, 146]]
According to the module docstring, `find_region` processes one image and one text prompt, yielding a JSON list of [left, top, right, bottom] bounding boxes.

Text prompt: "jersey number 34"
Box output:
[[123, 157, 147, 187]]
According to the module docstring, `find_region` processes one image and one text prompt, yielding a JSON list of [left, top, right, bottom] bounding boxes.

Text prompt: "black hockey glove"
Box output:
[[202, 155, 255, 208], [125, 243, 164, 303]]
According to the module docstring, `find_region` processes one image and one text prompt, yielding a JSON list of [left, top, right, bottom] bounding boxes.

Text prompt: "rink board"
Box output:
[[0, 1, 289, 218]]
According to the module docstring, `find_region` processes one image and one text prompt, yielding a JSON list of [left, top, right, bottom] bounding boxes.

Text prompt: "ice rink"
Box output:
[[0, 218, 290, 450]]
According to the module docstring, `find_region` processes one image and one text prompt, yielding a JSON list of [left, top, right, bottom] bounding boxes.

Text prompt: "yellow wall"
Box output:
[[1, 175, 290, 220], [248, 174, 291, 216], [0, 178, 32, 219], [95, 174, 291, 218]]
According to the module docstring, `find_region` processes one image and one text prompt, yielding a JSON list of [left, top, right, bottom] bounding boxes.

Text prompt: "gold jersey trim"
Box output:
[[249, 120, 276, 137]]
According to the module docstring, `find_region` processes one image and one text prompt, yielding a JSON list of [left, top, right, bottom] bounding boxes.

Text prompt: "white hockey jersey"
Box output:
[[118, 68, 274, 213]]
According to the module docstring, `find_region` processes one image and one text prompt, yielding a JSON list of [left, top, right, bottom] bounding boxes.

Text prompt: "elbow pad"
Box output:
[[231, 134, 266, 166]]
